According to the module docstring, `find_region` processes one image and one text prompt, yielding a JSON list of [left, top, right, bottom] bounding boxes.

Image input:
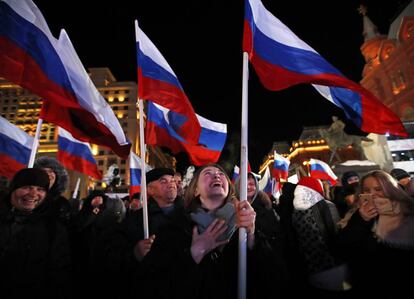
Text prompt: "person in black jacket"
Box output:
[[0, 168, 72, 299], [33, 156, 74, 225], [140, 164, 286, 299], [336, 170, 414, 297], [234, 172, 291, 286], [103, 168, 183, 298]]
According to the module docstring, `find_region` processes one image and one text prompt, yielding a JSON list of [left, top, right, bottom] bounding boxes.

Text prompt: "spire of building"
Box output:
[[358, 5, 381, 41]]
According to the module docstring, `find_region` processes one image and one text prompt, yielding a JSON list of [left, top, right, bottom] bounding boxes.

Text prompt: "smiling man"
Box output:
[[0, 168, 72, 298], [9, 168, 50, 212]]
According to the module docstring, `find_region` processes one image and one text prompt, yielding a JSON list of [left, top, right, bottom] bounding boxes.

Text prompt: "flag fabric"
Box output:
[[0, 116, 33, 179], [273, 151, 290, 181], [129, 152, 143, 197], [0, 0, 131, 158], [145, 102, 227, 166], [135, 23, 201, 145], [231, 163, 252, 184], [243, 0, 407, 137], [309, 158, 338, 186], [129, 152, 153, 197], [232, 165, 240, 184], [57, 127, 102, 179], [259, 167, 272, 194]]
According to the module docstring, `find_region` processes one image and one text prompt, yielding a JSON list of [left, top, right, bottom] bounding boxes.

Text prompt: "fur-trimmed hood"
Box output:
[[34, 156, 69, 196]]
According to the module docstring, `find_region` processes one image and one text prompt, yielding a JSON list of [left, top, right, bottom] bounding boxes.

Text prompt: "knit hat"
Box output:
[[341, 171, 359, 187], [293, 177, 324, 210], [146, 168, 175, 185], [293, 177, 325, 210], [9, 168, 50, 192], [390, 168, 410, 181], [298, 176, 324, 196]]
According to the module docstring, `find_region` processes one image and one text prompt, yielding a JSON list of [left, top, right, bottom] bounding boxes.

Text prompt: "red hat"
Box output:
[[297, 176, 324, 196]]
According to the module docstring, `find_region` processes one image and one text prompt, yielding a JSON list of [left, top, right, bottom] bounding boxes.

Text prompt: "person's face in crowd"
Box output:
[[11, 185, 47, 212], [148, 175, 177, 207], [91, 196, 103, 207], [130, 198, 141, 210], [196, 166, 229, 211], [42, 167, 56, 189], [398, 177, 411, 187], [347, 176, 359, 186], [361, 176, 384, 199], [247, 176, 256, 201], [174, 174, 183, 195]]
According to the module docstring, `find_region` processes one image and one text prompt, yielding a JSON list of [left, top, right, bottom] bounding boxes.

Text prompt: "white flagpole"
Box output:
[[72, 177, 81, 199], [27, 118, 43, 168], [135, 20, 149, 239], [238, 52, 249, 299]]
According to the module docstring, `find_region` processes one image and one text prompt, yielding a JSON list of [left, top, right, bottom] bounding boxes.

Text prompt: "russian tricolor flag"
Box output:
[[0, 116, 33, 179], [135, 22, 201, 145], [273, 151, 290, 181], [129, 152, 153, 197], [309, 158, 338, 186], [57, 127, 102, 179], [243, 0, 407, 137], [259, 167, 272, 194], [232, 165, 240, 184], [0, 0, 131, 158], [146, 102, 227, 166]]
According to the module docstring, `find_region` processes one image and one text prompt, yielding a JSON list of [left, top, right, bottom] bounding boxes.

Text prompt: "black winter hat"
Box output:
[[146, 168, 175, 185], [341, 171, 359, 187], [9, 168, 50, 192], [390, 168, 410, 181]]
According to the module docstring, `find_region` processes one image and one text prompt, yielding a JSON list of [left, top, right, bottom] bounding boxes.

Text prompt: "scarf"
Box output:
[[190, 202, 237, 242], [374, 198, 414, 249]]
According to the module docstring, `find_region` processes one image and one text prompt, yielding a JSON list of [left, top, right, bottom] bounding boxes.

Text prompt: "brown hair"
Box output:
[[360, 170, 414, 215], [183, 163, 235, 212]]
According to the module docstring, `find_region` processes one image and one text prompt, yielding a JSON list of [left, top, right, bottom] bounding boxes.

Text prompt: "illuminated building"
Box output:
[[0, 67, 173, 197], [259, 126, 362, 177], [359, 2, 414, 120]]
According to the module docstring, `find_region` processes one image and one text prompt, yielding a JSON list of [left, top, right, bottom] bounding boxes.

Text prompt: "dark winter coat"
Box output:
[[336, 212, 414, 297], [0, 196, 72, 299], [140, 207, 289, 299]]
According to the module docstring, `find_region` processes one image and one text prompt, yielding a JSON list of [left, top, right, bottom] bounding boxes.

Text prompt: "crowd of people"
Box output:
[[1, 157, 414, 298]]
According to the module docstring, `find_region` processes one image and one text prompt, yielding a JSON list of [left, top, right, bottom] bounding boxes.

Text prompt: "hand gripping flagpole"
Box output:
[[135, 20, 149, 239], [238, 51, 249, 299]]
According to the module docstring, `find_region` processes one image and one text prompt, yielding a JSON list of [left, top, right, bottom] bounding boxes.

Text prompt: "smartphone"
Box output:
[[359, 193, 373, 205]]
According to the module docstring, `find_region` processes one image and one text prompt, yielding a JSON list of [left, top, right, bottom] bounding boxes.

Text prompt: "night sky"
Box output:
[[33, 0, 409, 171]]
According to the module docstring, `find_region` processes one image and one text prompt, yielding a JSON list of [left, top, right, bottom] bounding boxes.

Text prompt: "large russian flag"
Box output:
[[0, 0, 131, 158], [57, 127, 102, 179], [309, 158, 338, 186], [243, 0, 407, 137], [135, 22, 201, 145], [0, 116, 33, 179], [273, 151, 290, 181], [146, 102, 227, 166]]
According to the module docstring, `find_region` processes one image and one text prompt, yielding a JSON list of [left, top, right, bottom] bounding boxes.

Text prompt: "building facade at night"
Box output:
[[259, 2, 414, 179], [0, 67, 173, 197]]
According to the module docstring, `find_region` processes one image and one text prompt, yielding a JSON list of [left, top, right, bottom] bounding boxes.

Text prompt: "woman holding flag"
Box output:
[[139, 164, 287, 298]]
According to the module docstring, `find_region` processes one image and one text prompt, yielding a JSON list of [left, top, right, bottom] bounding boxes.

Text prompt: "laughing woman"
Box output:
[[139, 164, 286, 299]]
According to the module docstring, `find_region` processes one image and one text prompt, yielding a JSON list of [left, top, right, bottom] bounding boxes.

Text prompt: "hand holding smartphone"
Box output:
[[359, 193, 373, 205]]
